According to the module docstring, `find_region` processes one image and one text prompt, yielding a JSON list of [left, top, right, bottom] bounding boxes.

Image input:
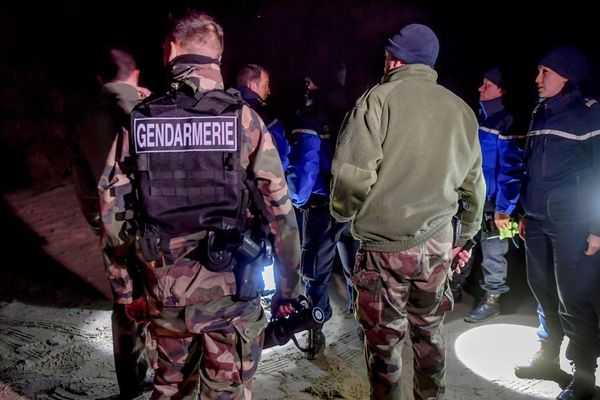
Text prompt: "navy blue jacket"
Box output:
[[478, 98, 523, 214], [236, 85, 289, 170], [287, 88, 349, 207], [522, 90, 600, 235]]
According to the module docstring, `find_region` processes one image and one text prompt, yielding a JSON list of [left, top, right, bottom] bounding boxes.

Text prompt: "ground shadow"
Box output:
[[0, 196, 109, 309]]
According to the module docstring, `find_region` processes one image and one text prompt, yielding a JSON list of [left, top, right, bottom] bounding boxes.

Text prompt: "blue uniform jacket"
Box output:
[[522, 90, 600, 235], [287, 89, 347, 207], [478, 98, 524, 214]]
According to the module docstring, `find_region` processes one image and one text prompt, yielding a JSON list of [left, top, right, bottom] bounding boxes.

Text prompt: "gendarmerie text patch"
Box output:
[[133, 116, 237, 153]]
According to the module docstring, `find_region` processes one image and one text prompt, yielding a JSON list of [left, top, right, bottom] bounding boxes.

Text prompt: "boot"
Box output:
[[464, 292, 500, 323], [557, 364, 596, 400], [305, 326, 325, 360], [515, 342, 562, 380]]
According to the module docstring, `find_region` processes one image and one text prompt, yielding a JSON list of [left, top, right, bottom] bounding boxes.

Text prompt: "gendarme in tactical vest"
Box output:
[[129, 59, 270, 275], [132, 89, 245, 236]]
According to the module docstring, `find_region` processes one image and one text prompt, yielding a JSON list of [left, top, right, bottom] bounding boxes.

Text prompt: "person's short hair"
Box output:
[[167, 10, 224, 58], [237, 64, 265, 87], [97, 47, 136, 83]]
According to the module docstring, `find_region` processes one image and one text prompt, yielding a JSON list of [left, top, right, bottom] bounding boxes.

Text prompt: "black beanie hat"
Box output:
[[306, 61, 346, 90], [484, 67, 503, 89], [539, 45, 590, 84], [385, 23, 439, 67]]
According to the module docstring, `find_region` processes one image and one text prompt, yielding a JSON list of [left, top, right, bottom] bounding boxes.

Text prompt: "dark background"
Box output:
[[1, 0, 598, 192]]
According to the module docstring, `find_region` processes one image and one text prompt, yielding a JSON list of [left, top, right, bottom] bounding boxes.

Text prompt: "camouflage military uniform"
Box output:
[[99, 62, 300, 399], [72, 81, 150, 399], [352, 225, 454, 399], [330, 47, 484, 398]]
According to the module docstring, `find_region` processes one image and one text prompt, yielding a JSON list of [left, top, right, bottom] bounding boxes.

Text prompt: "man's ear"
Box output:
[[248, 80, 258, 92], [164, 40, 178, 63]]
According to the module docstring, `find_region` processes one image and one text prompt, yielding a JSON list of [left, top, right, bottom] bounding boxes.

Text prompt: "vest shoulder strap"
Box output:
[[191, 88, 245, 115]]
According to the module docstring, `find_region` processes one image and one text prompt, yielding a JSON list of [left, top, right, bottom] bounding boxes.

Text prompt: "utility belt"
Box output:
[[139, 226, 271, 301]]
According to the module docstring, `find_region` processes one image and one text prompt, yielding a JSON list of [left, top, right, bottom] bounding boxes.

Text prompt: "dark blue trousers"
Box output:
[[525, 216, 600, 366], [298, 205, 359, 321]]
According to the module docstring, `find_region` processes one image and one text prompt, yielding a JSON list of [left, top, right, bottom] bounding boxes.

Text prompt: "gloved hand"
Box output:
[[124, 296, 149, 323]]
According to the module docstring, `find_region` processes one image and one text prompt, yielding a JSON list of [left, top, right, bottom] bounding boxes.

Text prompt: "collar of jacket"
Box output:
[[479, 97, 505, 120], [169, 55, 224, 92], [539, 90, 582, 117], [381, 63, 438, 84], [236, 85, 264, 106]]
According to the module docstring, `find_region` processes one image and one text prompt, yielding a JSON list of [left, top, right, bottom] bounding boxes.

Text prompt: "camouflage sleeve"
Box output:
[[240, 105, 301, 300], [98, 127, 136, 304]]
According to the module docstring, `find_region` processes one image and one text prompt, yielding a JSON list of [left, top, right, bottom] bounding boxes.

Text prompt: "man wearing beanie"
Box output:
[[453, 67, 524, 323], [330, 23, 484, 399], [515, 45, 600, 400]]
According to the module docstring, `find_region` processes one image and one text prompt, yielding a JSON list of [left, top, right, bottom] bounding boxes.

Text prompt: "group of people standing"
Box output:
[[72, 8, 600, 400], [235, 59, 360, 360], [451, 43, 600, 400]]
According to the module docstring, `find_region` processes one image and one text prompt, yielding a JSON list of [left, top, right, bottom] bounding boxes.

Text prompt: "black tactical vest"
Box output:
[[130, 89, 247, 239]]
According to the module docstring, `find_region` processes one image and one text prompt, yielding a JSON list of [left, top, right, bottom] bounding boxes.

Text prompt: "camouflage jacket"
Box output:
[[72, 82, 141, 232], [98, 62, 300, 307]]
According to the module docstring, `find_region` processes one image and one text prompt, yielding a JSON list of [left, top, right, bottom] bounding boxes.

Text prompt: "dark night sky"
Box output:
[[3, 1, 600, 115], [1, 0, 599, 160]]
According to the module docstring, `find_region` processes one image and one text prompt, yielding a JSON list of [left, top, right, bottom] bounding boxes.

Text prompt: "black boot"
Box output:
[[464, 292, 500, 323], [557, 364, 596, 400], [305, 326, 325, 360], [515, 343, 562, 380]]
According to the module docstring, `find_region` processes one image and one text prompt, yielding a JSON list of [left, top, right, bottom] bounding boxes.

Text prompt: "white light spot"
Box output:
[[454, 324, 599, 399]]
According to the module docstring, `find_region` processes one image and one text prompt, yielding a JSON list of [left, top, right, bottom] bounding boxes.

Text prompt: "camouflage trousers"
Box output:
[[112, 303, 149, 399], [145, 296, 267, 400], [352, 225, 454, 400]]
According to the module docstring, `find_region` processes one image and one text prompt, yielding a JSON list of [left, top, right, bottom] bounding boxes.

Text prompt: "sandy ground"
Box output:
[[1, 183, 599, 399]]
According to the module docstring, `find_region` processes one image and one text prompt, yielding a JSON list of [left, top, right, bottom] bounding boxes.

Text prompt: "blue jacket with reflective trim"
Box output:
[[478, 98, 523, 214], [287, 89, 348, 207], [523, 90, 600, 235]]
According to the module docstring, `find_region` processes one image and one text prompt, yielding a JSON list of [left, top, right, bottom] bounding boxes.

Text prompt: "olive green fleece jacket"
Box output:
[[330, 64, 485, 252]]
